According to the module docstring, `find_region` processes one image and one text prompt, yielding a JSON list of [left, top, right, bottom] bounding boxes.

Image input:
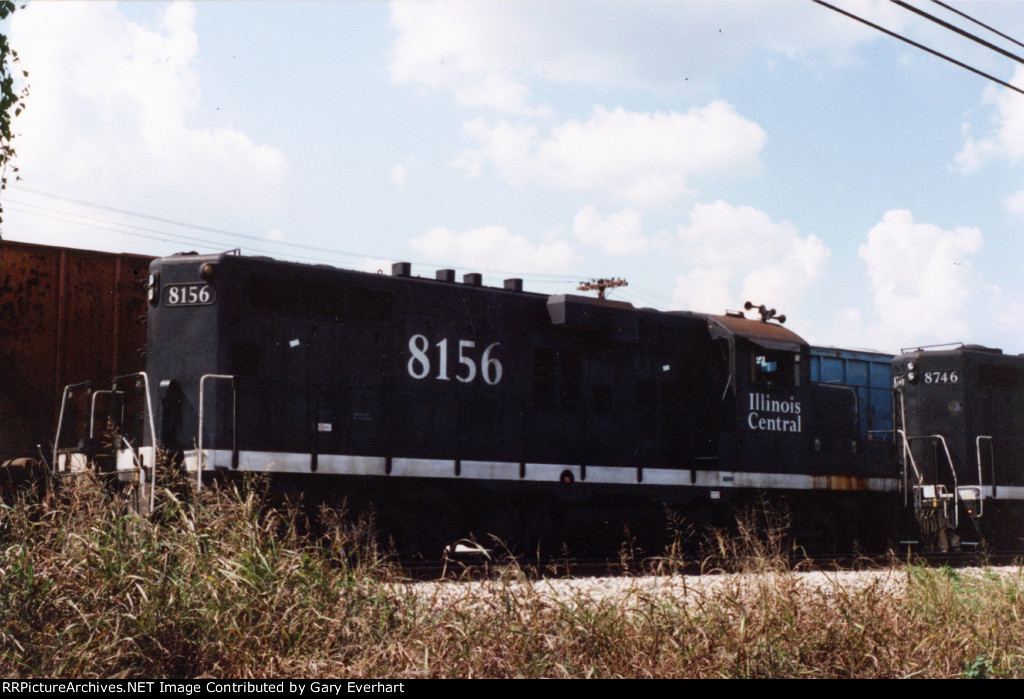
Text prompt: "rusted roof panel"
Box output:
[[703, 312, 807, 353]]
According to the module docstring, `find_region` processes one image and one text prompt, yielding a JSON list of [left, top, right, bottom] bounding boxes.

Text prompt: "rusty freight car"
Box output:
[[0, 241, 152, 476]]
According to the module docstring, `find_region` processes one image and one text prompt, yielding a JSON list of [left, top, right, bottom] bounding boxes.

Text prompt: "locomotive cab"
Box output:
[[697, 312, 896, 550], [705, 313, 879, 475], [705, 313, 806, 472]]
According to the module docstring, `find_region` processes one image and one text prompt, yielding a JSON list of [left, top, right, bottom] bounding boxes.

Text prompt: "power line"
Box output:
[[813, 0, 1024, 97], [10, 184, 377, 261], [932, 0, 1024, 51], [5, 191, 585, 287], [620, 283, 675, 308], [891, 0, 1024, 67], [7, 195, 696, 311], [4, 201, 338, 262]]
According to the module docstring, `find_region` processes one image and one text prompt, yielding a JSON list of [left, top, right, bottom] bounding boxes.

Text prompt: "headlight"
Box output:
[[147, 272, 160, 306]]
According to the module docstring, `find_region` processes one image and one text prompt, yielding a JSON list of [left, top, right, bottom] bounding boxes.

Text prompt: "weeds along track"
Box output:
[[4, 476, 1024, 679]]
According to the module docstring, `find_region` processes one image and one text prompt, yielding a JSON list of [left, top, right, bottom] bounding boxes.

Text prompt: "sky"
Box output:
[[5, 0, 1024, 355]]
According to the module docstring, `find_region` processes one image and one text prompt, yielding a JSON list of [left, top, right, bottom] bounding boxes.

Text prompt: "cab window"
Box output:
[[751, 350, 798, 388]]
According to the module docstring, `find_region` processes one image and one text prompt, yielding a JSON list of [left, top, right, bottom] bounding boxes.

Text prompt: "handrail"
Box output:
[[897, 392, 914, 507], [904, 432, 959, 528], [112, 372, 158, 514], [197, 374, 236, 492], [976, 435, 994, 516], [53, 381, 91, 474], [896, 428, 923, 485], [898, 341, 964, 354], [719, 372, 734, 403], [89, 390, 112, 439], [121, 435, 148, 486], [88, 389, 125, 439]]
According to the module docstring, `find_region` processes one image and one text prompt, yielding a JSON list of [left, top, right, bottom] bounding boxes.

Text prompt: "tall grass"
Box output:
[[2, 475, 1024, 678]]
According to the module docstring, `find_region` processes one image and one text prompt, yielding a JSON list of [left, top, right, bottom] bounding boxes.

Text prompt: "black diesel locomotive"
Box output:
[[78, 251, 906, 554], [894, 345, 1024, 551]]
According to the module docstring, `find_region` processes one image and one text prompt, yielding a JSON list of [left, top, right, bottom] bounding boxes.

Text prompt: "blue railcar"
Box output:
[[809, 346, 894, 441]]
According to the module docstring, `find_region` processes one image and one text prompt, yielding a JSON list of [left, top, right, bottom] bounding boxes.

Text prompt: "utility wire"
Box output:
[[4, 202, 335, 262], [891, 0, 1024, 67], [621, 283, 675, 308], [932, 0, 1024, 51], [8, 196, 681, 310], [5, 192, 584, 287], [813, 0, 1024, 97], [7, 202, 583, 290], [10, 184, 376, 261]]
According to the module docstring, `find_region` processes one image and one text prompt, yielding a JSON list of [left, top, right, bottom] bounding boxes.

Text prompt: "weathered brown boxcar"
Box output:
[[0, 240, 152, 467]]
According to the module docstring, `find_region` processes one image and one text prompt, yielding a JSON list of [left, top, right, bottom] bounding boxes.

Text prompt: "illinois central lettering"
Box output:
[[746, 393, 802, 432]]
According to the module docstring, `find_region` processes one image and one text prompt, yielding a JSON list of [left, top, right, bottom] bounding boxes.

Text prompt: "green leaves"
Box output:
[[0, 2, 28, 238]]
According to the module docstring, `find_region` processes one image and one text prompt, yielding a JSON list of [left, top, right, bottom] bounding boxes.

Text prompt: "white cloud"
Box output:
[[388, 2, 905, 114], [410, 225, 577, 275], [388, 2, 551, 115], [955, 66, 1024, 175], [391, 163, 408, 188], [857, 210, 983, 346], [671, 200, 829, 315], [7, 3, 287, 251], [572, 206, 657, 256], [1007, 190, 1024, 219], [456, 103, 766, 205], [827, 307, 869, 350], [454, 120, 537, 183], [671, 267, 736, 318]]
